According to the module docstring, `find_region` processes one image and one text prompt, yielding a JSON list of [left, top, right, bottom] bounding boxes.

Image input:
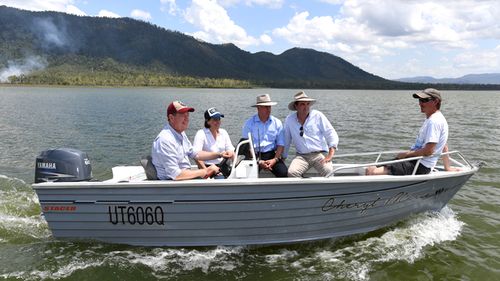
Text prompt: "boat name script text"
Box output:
[[322, 187, 454, 214], [108, 206, 164, 225], [322, 197, 380, 214]]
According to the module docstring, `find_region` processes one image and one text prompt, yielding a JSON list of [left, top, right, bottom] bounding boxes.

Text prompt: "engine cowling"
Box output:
[[35, 148, 92, 183]]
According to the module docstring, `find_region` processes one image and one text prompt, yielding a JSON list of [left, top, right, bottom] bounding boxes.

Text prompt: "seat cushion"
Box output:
[[140, 155, 158, 180]]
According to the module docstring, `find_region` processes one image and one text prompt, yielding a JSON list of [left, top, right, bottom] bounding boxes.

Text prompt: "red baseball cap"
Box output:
[[167, 101, 195, 115]]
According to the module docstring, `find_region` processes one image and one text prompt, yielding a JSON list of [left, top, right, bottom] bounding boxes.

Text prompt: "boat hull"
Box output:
[[33, 172, 474, 246]]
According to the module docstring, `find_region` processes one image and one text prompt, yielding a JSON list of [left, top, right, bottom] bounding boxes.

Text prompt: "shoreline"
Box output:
[[2, 83, 500, 91]]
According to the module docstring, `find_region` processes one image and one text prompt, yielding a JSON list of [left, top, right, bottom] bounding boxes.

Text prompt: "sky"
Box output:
[[1, 0, 500, 80]]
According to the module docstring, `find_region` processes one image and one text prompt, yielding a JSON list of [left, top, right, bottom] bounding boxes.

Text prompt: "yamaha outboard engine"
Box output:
[[35, 148, 92, 183]]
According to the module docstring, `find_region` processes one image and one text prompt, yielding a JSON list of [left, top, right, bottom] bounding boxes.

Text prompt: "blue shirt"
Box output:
[[151, 123, 198, 180], [284, 110, 339, 158], [241, 114, 285, 153]]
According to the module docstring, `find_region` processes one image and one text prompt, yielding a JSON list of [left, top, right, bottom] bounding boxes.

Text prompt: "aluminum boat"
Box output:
[[32, 138, 479, 246]]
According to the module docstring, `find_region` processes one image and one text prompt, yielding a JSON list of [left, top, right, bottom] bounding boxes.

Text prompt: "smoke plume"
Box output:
[[0, 56, 47, 83]]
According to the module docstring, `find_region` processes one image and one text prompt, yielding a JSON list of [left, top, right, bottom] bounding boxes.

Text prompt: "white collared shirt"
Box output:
[[151, 123, 198, 180], [193, 128, 234, 165], [283, 110, 339, 158]]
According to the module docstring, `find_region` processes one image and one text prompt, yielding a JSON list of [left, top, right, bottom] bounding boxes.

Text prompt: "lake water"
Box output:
[[0, 86, 499, 280]]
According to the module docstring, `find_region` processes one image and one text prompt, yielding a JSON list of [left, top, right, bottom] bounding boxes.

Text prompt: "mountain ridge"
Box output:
[[1, 5, 499, 89], [0, 5, 396, 88], [396, 73, 500, 85]]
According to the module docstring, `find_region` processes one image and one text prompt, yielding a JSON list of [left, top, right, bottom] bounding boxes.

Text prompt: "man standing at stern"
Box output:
[[284, 91, 339, 177], [152, 101, 231, 180]]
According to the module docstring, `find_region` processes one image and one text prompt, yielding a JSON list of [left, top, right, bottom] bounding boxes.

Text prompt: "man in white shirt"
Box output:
[[366, 88, 449, 175], [152, 101, 231, 180], [284, 91, 339, 177]]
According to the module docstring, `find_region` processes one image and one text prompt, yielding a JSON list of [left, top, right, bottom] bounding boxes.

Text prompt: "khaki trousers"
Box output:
[[288, 152, 333, 177]]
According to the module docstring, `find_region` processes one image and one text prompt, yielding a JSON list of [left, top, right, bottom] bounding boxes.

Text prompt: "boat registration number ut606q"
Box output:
[[108, 205, 165, 225]]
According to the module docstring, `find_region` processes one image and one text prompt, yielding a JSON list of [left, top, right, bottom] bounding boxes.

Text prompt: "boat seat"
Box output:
[[140, 155, 158, 180]]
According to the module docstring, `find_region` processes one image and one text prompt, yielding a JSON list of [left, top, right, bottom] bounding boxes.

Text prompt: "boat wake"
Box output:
[[0, 175, 50, 244], [1, 173, 464, 280], [282, 206, 464, 280]]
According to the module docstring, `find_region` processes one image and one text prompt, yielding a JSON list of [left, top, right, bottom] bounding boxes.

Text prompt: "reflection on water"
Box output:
[[0, 87, 499, 280]]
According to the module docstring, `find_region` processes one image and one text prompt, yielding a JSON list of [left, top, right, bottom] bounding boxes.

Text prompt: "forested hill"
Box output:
[[0, 5, 391, 88], [1, 6, 498, 89]]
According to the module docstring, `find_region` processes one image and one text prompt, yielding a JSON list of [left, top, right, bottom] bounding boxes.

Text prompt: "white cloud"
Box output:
[[184, 0, 268, 48], [273, 0, 500, 78], [65, 5, 85, 16], [219, 0, 284, 9], [0, 0, 86, 15], [454, 50, 500, 70], [160, 0, 178, 15], [131, 9, 152, 21], [319, 0, 345, 4], [273, 11, 380, 54], [260, 34, 273, 45], [97, 9, 120, 18], [244, 0, 284, 8], [344, 0, 499, 46]]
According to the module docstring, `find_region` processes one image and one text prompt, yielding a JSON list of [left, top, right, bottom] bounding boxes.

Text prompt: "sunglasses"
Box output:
[[419, 98, 434, 103], [299, 126, 304, 137]]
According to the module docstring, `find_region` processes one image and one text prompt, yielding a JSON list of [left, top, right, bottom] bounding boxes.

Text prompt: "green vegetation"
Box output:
[[5, 56, 254, 88], [7, 71, 254, 88], [1, 5, 500, 90]]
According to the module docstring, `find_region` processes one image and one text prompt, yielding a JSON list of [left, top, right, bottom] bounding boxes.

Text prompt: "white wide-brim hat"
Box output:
[[288, 91, 316, 110], [251, 94, 277, 107]]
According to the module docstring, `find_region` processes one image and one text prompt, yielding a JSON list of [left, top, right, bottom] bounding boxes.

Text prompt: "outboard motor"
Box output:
[[35, 148, 92, 183]]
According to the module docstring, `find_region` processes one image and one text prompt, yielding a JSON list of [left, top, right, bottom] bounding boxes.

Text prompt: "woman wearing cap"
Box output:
[[193, 107, 235, 178]]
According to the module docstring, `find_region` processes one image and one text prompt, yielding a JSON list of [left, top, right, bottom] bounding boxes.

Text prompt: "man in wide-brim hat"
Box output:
[[241, 94, 288, 177], [283, 91, 339, 177], [287, 91, 317, 110]]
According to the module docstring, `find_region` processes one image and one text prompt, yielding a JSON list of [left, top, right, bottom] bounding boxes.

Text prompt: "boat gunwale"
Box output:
[[32, 166, 478, 190]]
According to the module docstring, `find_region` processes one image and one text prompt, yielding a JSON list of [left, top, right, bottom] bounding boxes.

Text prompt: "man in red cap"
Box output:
[[152, 101, 231, 180]]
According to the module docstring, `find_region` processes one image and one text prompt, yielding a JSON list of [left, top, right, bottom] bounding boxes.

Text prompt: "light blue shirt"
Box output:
[[242, 114, 285, 153], [284, 110, 339, 158], [410, 111, 448, 168], [151, 123, 198, 180]]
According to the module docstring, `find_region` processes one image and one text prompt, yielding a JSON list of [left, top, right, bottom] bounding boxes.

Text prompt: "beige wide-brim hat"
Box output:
[[288, 91, 316, 110], [251, 94, 277, 107]]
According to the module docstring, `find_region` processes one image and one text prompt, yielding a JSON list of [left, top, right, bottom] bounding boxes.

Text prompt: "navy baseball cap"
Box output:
[[204, 107, 224, 119]]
